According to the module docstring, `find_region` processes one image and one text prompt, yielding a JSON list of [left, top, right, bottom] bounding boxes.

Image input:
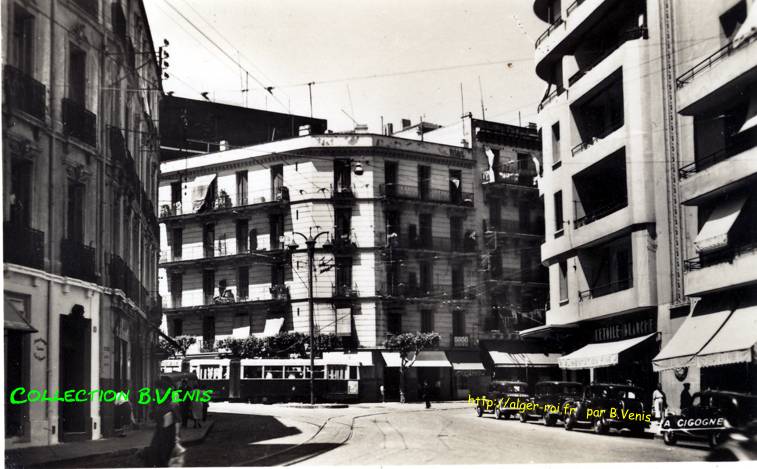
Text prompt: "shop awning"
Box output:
[[4, 299, 36, 333], [191, 174, 217, 212], [558, 333, 656, 370], [519, 323, 578, 339], [381, 351, 451, 368], [694, 193, 748, 253], [489, 351, 561, 367], [446, 350, 485, 371], [652, 300, 732, 371], [696, 304, 757, 368]]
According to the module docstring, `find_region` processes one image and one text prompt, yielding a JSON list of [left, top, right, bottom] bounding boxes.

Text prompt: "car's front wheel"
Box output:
[[544, 414, 557, 427], [476, 406, 483, 417], [565, 415, 576, 431], [495, 407, 503, 419], [709, 431, 723, 449], [519, 412, 529, 423], [663, 431, 677, 446], [594, 417, 609, 435]]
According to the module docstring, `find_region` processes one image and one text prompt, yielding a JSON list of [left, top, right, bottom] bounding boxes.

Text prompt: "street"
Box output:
[[75, 401, 709, 466]]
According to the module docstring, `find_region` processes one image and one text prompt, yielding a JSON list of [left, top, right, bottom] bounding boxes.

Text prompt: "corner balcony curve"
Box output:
[[680, 145, 757, 206], [684, 244, 757, 296]]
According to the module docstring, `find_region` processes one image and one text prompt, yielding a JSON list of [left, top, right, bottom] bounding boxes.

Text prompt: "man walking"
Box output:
[[422, 381, 431, 409], [680, 383, 692, 415]]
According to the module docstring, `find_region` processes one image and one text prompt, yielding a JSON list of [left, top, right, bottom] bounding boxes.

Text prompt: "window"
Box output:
[[170, 181, 181, 207], [68, 45, 86, 105], [269, 215, 283, 250], [335, 258, 353, 295], [488, 198, 501, 231], [236, 171, 248, 206], [452, 310, 465, 337], [559, 260, 568, 304], [452, 266, 464, 299], [334, 159, 351, 193], [387, 312, 402, 335], [271, 165, 283, 200], [264, 367, 283, 379], [202, 270, 215, 305], [203, 224, 215, 257], [328, 365, 348, 380], [67, 181, 85, 242], [384, 161, 398, 196], [306, 366, 325, 379], [236, 219, 249, 253], [285, 366, 305, 379], [385, 210, 400, 237], [12, 7, 34, 74], [271, 264, 285, 287], [349, 366, 358, 380], [418, 165, 430, 200], [419, 213, 432, 246], [243, 366, 263, 379], [201, 316, 215, 352], [419, 261, 433, 293], [335, 208, 352, 239], [421, 309, 433, 333], [172, 319, 183, 336], [551, 122, 561, 167], [9, 160, 32, 227], [197, 364, 226, 380], [170, 273, 182, 307], [237, 267, 249, 300], [554, 191, 564, 236], [450, 216, 463, 250], [449, 169, 462, 203], [171, 227, 183, 259]]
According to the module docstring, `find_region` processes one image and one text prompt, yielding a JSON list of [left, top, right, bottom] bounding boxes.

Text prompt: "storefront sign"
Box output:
[[347, 380, 359, 395], [593, 317, 655, 342]]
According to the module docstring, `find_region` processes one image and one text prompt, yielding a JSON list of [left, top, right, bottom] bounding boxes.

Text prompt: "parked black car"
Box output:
[[707, 419, 757, 461], [519, 381, 584, 426], [563, 383, 650, 436], [475, 380, 529, 419], [662, 390, 757, 448]]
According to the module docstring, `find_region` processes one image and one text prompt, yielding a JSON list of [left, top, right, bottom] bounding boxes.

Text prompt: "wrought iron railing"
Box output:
[[574, 200, 628, 228], [376, 232, 477, 253], [578, 278, 632, 301], [567, 28, 647, 87], [566, 0, 586, 16], [379, 183, 474, 206], [677, 30, 757, 89], [3, 65, 46, 119], [683, 241, 757, 271], [62, 98, 97, 146], [61, 238, 96, 283], [535, 17, 564, 48], [332, 284, 359, 298], [4, 222, 44, 269], [571, 120, 623, 156], [678, 127, 757, 179], [377, 283, 473, 300], [537, 86, 565, 112]]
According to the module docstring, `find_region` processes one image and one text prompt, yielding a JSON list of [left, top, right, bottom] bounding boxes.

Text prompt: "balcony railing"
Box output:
[[566, 0, 586, 16], [677, 29, 757, 89], [571, 121, 623, 156], [333, 284, 359, 298], [567, 28, 648, 87], [377, 283, 473, 300], [330, 233, 357, 253], [62, 98, 97, 146], [684, 240, 757, 271], [535, 17, 564, 48], [482, 161, 538, 187], [159, 187, 289, 219], [679, 127, 757, 179], [379, 183, 474, 206], [61, 238, 97, 283], [573, 200, 628, 228], [4, 222, 44, 269], [450, 335, 472, 348], [484, 219, 543, 236], [537, 86, 565, 112], [377, 232, 477, 253], [3, 65, 46, 120], [578, 278, 632, 301]]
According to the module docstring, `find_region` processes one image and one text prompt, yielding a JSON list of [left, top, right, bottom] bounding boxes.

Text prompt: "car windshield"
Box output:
[[563, 384, 582, 396]]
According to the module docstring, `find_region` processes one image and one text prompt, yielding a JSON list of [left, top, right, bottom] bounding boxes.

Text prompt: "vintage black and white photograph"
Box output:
[[3, 0, 756, 467]]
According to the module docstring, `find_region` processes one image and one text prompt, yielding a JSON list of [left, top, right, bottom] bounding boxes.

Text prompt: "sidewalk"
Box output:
[[5, 419, 214, 469]]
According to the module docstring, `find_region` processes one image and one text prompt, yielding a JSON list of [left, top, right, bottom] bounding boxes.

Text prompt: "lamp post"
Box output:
[[289, 228, 331, 405]]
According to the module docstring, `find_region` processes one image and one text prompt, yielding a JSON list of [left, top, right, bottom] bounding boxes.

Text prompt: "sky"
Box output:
[[144, 0, 548, 142]]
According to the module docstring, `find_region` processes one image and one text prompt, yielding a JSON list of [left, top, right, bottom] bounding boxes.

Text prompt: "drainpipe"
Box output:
[[46, 0, 57, 445]]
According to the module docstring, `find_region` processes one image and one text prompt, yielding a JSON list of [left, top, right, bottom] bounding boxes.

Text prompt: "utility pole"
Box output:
[[307, 82, 315, 118], [290, 229, 331, 405]]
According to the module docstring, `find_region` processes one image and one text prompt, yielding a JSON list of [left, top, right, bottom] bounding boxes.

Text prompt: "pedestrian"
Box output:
[[652, 383, 666, 420], [422, 380, 431, 409], [191, 391, 203, 429], [680, 383, 693, 415], [145, 377, 185, 467], [379, 384, 385, 403], [114, 391, 134, 437], [179, 379, 191, 428]]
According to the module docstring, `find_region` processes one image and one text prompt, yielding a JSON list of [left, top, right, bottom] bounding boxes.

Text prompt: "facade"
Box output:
[[652, 0, 757, 405], [159, 95, 328, 162], [528, 0, 680, 393], [158, 122, 546, 402], [3, 0, 163, 447]]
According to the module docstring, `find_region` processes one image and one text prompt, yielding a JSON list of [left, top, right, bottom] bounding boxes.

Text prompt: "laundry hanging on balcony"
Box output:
[[483, 147, 496, 183], [191, 174, 217, 212], [693, 192, 748, 253]]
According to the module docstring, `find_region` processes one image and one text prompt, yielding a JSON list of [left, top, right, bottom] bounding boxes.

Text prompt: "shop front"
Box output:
[[446, 350, 488, 398], [381, 351, 452, 401]]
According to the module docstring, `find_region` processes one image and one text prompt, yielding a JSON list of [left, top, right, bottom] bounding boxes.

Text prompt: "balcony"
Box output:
[[484, 219, 543, 237], [481, 161, 539, 188], [330, 233, 357, 254], [159, 242, 287, 268], [72, 0, 99, 17], [379, 183, 474, 207], [3, 65, 46, 120], [108, 254, 153, 311], [679, 127, 757, 179], [571, 120, 623, 156], [684, 241, 757, 296], [377, 283, 473, 301], [61, 238, 96, 283], [578, 278, 632, 301], [537, 86, 566, 113], [450, 335, 472, 348], [677, 30, 757, 90], [332, 284, 359, 299], [377, 232, 477, 255], [567, 27, 647, 87], [159, 186, 290, 220], [4, 222, 44, 270], [574, 199, 627, 228], [535, 16, 565, 48], [331, 186, 355, 206], [62, 98, 97, 146]]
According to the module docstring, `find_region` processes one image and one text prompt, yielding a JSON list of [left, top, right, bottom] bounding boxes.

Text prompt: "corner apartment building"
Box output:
[[3, 0, 162, 447], [527, 0, 678, 392], [158, 131, 485, 401], [653, 0, 757, 403]]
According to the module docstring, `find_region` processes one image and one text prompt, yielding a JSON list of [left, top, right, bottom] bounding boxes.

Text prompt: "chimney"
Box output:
[[401, 119, 412, 130], [386, 123, 394, 135], [298, 124, 312, 136]]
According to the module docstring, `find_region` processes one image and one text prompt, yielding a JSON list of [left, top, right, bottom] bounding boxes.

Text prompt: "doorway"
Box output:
[[59, 306, 91, 441]]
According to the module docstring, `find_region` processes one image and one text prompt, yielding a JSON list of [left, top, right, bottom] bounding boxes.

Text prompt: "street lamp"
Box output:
[[288, 228, 332, 405]]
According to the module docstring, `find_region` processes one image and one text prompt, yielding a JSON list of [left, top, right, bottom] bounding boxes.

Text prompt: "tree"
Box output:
[[159, 335, 196, 357], [217, 332, 347, 359], [384, 332, 440, 403]]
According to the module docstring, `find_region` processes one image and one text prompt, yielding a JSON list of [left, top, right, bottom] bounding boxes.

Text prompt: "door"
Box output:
[[384, 161, 398, 197], [59, 308, 91, 441]]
